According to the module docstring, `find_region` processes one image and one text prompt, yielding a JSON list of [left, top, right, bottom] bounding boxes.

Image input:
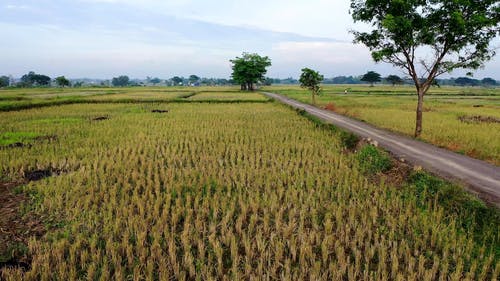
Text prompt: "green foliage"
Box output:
[[385, 74, 404, 86], [230, 53, 272, 91], [351, 0, 500, 136], [299, 68, 324, 104], [111, 75, 130, 87], [0, 76, 10, 87], [360, 71, 382, 86], [171, 76, 183, 86], [20, 71, 51, 87], [188, 75, 200, 84], [351, 0, 499, 76], [55, 76, 71, 88], [356, 145, 392, 174]]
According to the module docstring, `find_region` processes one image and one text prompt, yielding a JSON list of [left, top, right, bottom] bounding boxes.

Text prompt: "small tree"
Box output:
[[20, 71, 51, 87], [361, 71, 381, 86], [171, 76, 183, 86], [299, 68, 324, 105], [188, 75, 200, 85], [55, 76, 71, 88], [230, 53, 272, 91], [150, 77, 161, 85], [112, 75, 130, 87], [351, 0, 499, 137], [385, 75, 404, 86], [0, 76, 9, 87]]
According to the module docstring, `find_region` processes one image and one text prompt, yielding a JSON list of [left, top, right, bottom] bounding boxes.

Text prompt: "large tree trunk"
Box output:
[[414, 90, 424, 138], [241, 84, 246, 91]]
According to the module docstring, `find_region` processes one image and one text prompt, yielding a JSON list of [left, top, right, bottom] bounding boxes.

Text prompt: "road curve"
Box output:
[[263, 92, 500, 207]]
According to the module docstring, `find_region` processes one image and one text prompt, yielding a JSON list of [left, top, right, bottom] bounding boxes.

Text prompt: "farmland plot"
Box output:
[[0, 102, 498, 280]]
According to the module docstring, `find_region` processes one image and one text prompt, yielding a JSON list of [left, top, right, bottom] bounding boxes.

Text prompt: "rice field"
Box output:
[[0, 87, 248, 111], [0, 89, 498, 280], [188, 92, 268, 101], [264, 85, 500, 165]]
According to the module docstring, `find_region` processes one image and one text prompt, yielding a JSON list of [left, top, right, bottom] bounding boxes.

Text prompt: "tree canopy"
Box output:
[[55, 76, 71, 88], [0, 76, 9, 88], [20, 71, 51, 87], [385, 75, 404, 86], [112, 75, 130, 87], [360, 71, 381, 86], [351, 0, 500, 137], [171, 76, 183, 86], [230, 53, 272, 91], [481, 77, 497, 86], [299, 68, 324, 105], [150, 77, 161, 85]]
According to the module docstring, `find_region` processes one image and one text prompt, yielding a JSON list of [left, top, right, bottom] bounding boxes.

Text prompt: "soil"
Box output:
[[92, 116, 109, 121], [458, 115, 500, 124], [24, 170, 53, 182], [374, 159, 412, 187], [0, 182, 45, 272], [5, 142, 26, 149], [1, 135, 57, 150], [151, 109, 169, 113], [350, 138, 412, 188], [0, 168, 64, 272]]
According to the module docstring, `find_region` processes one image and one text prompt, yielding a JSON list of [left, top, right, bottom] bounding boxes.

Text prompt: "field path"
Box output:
[[263, 92, 500, 207]]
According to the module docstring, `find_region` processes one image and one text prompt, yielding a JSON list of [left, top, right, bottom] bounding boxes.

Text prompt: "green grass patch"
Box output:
[[0, 132, 41, 146], [355, 145, 392, 175]]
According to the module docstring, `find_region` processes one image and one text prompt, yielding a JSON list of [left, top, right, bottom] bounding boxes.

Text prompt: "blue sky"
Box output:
[[1, 0, 499, 79]]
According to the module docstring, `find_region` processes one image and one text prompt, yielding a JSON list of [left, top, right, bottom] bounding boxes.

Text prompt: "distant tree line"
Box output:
[[0, 71, 497, 89]]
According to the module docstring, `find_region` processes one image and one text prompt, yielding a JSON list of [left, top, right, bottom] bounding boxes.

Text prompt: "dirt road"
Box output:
[[264, 92, 500, 207]]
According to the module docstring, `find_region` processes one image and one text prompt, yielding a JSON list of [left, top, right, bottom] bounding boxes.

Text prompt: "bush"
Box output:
[[356, 145, 392, 174]]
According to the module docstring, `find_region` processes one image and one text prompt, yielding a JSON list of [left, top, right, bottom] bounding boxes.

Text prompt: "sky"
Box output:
[[0, 0, 499, 79]]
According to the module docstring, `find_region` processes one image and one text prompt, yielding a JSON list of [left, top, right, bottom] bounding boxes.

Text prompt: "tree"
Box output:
[[361, 71, 381, 86], [481, 77, 497, 86], [351, 0, 499, 137], [171, 76, 183, 86], [455, 77, 479, 86], [150, 77, 161, 85], [230, 52, 272, 91], [0, 76, 9, 87], [299, 68, 324, 105], [385, 75, 404, 86], [188, 75, 200, 85], [111, 75, 130, 87], [55, 76, 71, 88], [20, 71, 51, 87]]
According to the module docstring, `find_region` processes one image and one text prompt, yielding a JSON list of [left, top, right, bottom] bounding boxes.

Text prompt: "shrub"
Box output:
[[356, 145, 392, 174]]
